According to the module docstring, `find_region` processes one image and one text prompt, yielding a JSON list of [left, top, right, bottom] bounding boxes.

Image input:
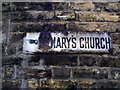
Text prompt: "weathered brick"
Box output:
[[3, 2, 120, 12], [3, 65, 19, 79], [97, 12, 119, 22], [53, 67, 70, 79], [114, 82, 120, 88], [3, 66, 14, 79], [96, 57, 110, 67], [6, 11, 54, 21], [11, 23, 44, 32], [94, 2, 120, 12], [97, 81, 120, 88], [29, 55, 77, 66], [2, 43, 6, 56], [25, 2, 53, 11], [105, 3, 120, 12], [79, 81, 97, 88], [67, 22, 120, 32], [2, 16, 11, 34], [2, 2, 53, 11], [111, 33, 120, 44], [41, 80, 76, 89], [92, 56, 120, 67], [112, 44, 120, 54], [11, 23, 66, 32], [75, 11, 119, 22], [3, 57, 23, 66], [9, 33, 25, 43], [2, 79, 21, 88], [79, 56, 96, 66], [73, 68, 108, 79], [75, 12, 96, 21], [69, 2, 94, 11], [11, 22, 120, 32], [111, 57, 120, 68], [53, 24, 67, 31], [5, 40, 23, 55], [45, 56, 77, 66], [2, 2, 11, 11], [7, 45, 16, 55], [53, 2, 69, 10], [116, 23, 120, 32]]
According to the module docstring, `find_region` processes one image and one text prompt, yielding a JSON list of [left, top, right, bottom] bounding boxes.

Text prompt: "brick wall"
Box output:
[[2, 2, 120, 89]]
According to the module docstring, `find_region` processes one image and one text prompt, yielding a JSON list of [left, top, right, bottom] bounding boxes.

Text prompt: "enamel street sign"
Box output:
[[23, 32, 112, 53]]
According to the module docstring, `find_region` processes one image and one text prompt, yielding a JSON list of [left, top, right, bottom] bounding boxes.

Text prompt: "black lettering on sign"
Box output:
[[95, 37, 100, 49], [50, 34, 111, 50], [100, 38, 105, 49], [54, 37, 56, 48], [51, 37, 56, 48], [90, 37, 94, 48], [56, 37, 61, 48], [85, 37, 89, 49], [79, 37, 84, 48], [72, 37, 76, 48], [66, 37, 71, 48], [105, 37, 111, 49], [62, 37, 67, 48]]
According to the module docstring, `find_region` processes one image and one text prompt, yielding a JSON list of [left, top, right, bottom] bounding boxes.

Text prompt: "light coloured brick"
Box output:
[[69, 2, 94, 11], [75, 11, 119, 22]]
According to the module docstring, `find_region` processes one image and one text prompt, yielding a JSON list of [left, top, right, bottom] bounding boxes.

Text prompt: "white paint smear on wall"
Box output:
[[23, 33, 40, 52]]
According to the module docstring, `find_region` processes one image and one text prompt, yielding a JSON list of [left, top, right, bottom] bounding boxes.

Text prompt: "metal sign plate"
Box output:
[[23, 32, 112, 53]]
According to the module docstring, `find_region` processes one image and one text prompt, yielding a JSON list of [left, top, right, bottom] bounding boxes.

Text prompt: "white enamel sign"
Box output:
[[23, 32, 112, 53]]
